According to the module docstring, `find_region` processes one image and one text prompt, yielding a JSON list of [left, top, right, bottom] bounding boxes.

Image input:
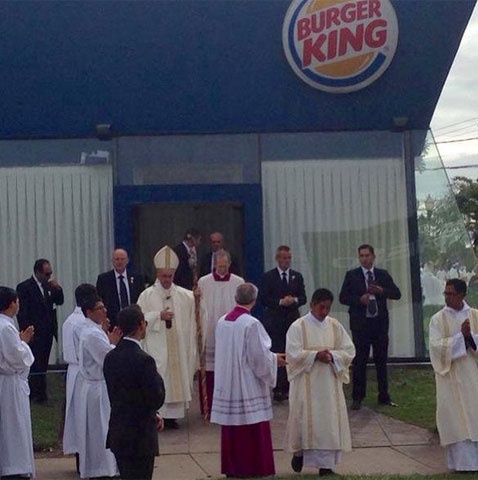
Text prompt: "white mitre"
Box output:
[[154, 245, 179, 270]]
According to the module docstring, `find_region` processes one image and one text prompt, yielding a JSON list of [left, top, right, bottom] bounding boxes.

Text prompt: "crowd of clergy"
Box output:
[[1, 231, 478, 479]]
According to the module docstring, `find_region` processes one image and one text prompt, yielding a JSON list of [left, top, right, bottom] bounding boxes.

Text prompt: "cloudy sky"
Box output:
[[430, 4, 478, 169]]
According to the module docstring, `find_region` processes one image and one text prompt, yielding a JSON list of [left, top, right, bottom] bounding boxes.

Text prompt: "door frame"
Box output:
[[113, 184, 264, 285]]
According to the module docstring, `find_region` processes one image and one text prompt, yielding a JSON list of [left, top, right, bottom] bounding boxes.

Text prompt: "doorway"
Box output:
[[132, 201, 244, 284]]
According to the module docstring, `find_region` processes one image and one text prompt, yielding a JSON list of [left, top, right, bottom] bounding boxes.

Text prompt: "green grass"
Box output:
[[30, 366, 438, 452], [30, 370, 66, 452], [344, 365, 437, 430]]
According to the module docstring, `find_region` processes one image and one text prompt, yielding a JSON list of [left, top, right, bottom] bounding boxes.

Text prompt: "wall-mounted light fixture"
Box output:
[[96, 123, 112, 140]]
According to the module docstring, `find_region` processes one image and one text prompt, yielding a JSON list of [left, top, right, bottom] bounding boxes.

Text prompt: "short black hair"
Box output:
[[184, 228, 201, 240], [446, 278, 467, 296], [80, 294, 102, 317], [34, 258, 50, 274], [75, 284, 97, 306], [117, 305, 144, 336], [311, 288, 334, 304], [358, 244, 374, 255], [0, 287, 18, 311]]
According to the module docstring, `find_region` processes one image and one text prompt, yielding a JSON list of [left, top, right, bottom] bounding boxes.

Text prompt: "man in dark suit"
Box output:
[[259, 245, 307, 401], [104, 305, 165, 480], [17, 258, 64, 403], [96, 248, 145, 328], [173, 228, 201, 290], [199, 231, 241, 277], [339, 244, 401, 410]]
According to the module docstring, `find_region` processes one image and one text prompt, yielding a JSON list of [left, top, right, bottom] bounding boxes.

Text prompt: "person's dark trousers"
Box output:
[[351, 323, 390, 403], [114, 455, 155, 480], [29, 337, 53, 402], [268, 318, 290, 396]]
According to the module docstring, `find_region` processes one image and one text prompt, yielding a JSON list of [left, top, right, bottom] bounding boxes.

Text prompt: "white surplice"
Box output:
[[62, 306, 90, 454], [76, 321, 118, 479], [198, 273, 244, 370], [429, 303, 478, 471], [210, 311, 277, 426], [284, 313, 355, 469], [0, 313, 35, 478], [139, 282, 205, 419]]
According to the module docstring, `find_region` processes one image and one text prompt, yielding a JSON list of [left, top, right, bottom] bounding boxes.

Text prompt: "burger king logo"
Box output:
[[283, 0, 399, 93]]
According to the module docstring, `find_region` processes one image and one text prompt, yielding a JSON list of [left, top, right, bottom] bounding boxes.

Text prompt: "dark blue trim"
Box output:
[[113, 184, 264, 286]]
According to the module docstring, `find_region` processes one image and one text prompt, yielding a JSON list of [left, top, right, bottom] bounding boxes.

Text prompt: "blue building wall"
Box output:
[[0, 0, 474, 139]]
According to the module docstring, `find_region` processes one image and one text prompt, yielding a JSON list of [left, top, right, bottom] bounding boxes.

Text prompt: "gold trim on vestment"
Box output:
[[164, 295, 184, 402]]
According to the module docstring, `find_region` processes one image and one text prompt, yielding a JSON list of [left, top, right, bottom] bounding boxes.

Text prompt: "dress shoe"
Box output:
[[163, 418, 179, 429], [351, 400, 361, 410], [378, 400, 398, 407], [319, 468, 337, 476], [291, 454, 303, 473]]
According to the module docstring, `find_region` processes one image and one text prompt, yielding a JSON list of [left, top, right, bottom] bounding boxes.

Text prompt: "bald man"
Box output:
[[199, 232, 241, 277], [96, 248, 145, 328]]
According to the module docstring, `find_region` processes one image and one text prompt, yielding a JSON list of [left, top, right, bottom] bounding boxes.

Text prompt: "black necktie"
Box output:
[[281, 271, 289, 294], [366, 271, 378, 316], [118, 275, 129, 308]]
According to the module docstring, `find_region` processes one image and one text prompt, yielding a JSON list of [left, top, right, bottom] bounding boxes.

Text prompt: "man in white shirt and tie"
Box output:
[[96, 248, 145, 328], [339, 244, 401, 410], [259, 245, 307, 402]]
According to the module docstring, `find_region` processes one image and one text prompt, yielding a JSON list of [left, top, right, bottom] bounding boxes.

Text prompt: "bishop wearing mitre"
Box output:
[[138, 246, 206, 429]]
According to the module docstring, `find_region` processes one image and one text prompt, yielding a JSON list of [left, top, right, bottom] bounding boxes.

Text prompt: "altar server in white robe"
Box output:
[[429, 278, 478, 473], [62, 283, 96, 458], [285, 288, 355, 476], [0, 286, 35, 479], [139, 245, 205, 429], [211, 282, 287, 478], [76, 295, 122, 479], [198, 250, 244, 414]]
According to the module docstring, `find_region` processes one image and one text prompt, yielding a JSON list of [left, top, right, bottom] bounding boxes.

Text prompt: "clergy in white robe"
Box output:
[[429, 278, 478, 473], [76, 295, 122, 479], [211, 283, 286, 478], [197, 250, 244, 414], [284, 288, 355, 475], [139, 245, 205, 427], [0, 286, 35, 478], [62, 283, 97, 456]]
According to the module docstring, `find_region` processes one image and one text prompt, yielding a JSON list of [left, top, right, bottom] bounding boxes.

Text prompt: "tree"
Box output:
[[452, 176, 478, 254]]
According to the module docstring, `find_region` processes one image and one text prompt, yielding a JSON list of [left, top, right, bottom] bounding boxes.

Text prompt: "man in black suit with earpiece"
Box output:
[[17, 258, 64, 403], [339, 244, 401, 411], [259, 245, 306, 402]]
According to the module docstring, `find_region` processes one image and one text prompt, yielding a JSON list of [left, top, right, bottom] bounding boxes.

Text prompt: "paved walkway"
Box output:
[[35, 391, 448, 479]]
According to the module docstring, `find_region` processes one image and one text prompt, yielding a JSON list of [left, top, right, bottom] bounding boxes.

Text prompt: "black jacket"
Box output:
[[96, 270, 145, 326], [339, 267, 401, 333], [104, 338, 165, 457]]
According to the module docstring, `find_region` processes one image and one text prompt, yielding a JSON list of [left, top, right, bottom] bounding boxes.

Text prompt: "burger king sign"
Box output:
[[282, 0, 399, 93]]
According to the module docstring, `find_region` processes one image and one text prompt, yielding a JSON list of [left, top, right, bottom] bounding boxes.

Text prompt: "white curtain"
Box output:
[[0, 165, 114, 361], [262, 159, 414, 357]]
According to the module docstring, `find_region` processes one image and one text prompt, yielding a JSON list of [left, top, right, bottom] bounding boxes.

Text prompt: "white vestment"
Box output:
[[284, 313, 355, 469], [198, 273, 244, 370], [139, 282, 205, 418], [76, 321, 117, 479], [0, 313, 35, 478], [429, 303, 478, 471], [62, 306, 90, 454], [210, 310, 277, 426]]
